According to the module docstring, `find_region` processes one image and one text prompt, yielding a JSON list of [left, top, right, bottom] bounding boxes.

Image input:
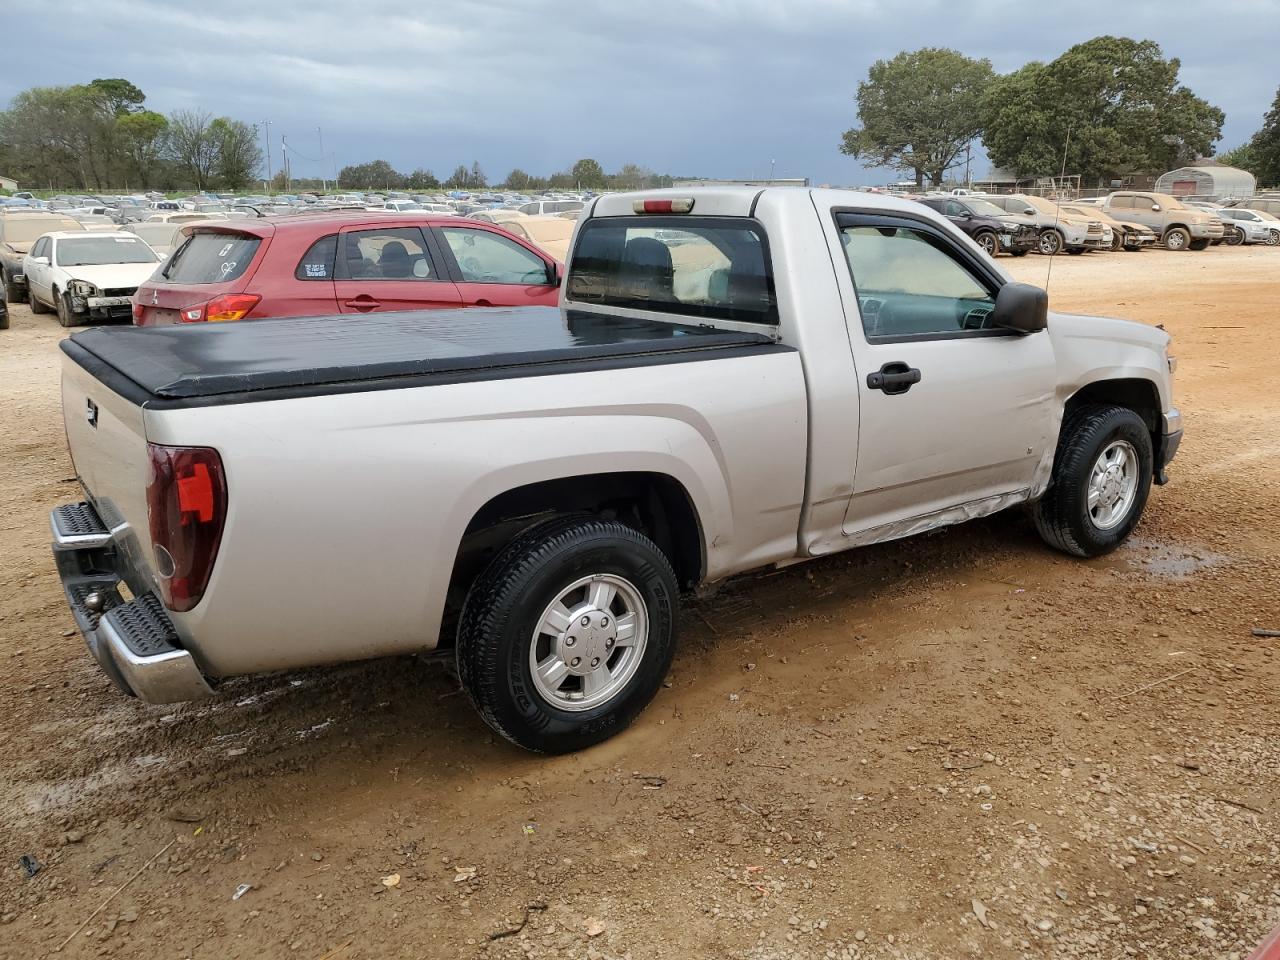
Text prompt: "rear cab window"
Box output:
[[566, 217, 777, 325], [163, 232, 260, 283]]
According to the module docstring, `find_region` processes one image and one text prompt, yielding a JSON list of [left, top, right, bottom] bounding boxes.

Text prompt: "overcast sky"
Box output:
[[3, 0, 1276, 186]]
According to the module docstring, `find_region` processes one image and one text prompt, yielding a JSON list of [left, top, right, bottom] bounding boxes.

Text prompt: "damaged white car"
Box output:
[[23, 231, 160, 327]]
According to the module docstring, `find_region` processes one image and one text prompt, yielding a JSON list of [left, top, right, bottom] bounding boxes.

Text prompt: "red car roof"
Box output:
[[181, 212, 470, 239]]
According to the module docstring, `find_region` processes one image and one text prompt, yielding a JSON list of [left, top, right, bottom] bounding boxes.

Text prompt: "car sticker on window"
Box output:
[[304, 263, 327, 278]]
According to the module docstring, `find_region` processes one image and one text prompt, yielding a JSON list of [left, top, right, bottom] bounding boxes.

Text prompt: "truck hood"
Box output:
[[4, 240, 34, 255], [57, 263, 159, 290], [1049, 310, 1170, 352]]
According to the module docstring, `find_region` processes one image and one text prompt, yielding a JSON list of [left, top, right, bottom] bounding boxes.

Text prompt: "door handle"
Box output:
[[343, 296, 381, 312], [867, 361, 921, 395]]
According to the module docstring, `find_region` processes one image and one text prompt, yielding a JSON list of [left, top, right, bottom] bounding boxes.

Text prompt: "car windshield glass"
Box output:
[[56, 236, 158, 266], [966, 199, 1007, 218]]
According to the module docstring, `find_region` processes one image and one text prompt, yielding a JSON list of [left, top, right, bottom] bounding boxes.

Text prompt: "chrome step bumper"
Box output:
[[51, 501, 213, 704]]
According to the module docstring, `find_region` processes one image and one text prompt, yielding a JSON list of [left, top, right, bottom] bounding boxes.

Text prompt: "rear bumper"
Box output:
[[1155, 408, 1182, 486], [51, 502, 213, 704]]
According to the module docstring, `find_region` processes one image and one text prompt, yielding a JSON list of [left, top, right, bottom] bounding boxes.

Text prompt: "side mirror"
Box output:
[[1151, 204, 1161, 212], [547, 261, 563, 287], [993, 282, 1048, 334], [1023, 208, 1035, 216], [29, 256, 49, 265]]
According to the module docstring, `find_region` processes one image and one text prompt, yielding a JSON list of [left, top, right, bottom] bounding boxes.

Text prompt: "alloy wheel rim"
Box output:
[[528, 574, 648, 712], [1087, 440, 1139, 531]]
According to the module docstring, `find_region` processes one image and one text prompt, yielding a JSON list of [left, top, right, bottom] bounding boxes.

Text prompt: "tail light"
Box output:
[[131, 301, 144, 323], [632, 198, 695, 214], [180, 293, 261, 323], [146, 444, 227, 612]]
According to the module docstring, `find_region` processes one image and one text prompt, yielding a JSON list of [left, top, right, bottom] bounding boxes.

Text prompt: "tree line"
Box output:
[[840, 36, 1277, 189], [337, 156, 677, 192], [0, 79, 262, 192]]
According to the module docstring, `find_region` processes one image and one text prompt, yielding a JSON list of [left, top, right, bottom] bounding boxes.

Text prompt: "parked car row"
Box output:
[[911, 189, 1280, 255]]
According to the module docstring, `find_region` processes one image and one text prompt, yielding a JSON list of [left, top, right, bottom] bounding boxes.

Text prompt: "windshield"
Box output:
[[967, 199, 1008, 218], [56, 236, 158, 266]]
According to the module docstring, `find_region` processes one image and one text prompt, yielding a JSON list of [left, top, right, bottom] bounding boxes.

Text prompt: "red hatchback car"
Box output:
[[132, 213, 562, 326]]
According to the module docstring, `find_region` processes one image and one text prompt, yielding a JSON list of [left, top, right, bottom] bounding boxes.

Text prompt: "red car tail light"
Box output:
[[179, 293, 261, 324], [132, 301, 144, 323], [146, 444, 227, 612]]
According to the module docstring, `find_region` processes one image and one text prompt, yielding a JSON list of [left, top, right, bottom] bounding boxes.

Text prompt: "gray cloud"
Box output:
[[2, 0, 1275, 185]]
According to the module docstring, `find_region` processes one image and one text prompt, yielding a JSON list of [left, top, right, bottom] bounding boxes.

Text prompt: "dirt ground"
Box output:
[[1, 246, 1278, 960]]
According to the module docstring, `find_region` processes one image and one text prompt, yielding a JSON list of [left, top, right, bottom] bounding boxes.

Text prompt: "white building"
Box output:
[[0, 174, 18, 192]]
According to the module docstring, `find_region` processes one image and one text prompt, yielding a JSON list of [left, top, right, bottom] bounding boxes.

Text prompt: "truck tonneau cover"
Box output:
[[62, 307, 781, 404]]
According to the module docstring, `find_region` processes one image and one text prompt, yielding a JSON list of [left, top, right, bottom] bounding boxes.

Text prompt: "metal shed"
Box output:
[[1154, 163, 1256, 200]]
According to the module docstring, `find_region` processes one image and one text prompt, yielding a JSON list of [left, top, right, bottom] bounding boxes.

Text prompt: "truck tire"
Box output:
[[457, 515, 679, 753], [1032, 404, 1153, 558], [1037, 229, 1063, 256], [28, 286, 49, 315], [1188, 238, 1211, 251], [973, 230, 998, 257], [1162, 227, 1190, 251], [1009, 249, 1029, 257], [1066, 247, 1086, 255], [56, 290, 77, 328]]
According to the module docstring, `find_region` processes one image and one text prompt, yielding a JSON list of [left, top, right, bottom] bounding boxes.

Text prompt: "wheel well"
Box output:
[[1064, 378, 1161, 439], [1164, 223, 1189, 234], [441, 472, 705, 644]]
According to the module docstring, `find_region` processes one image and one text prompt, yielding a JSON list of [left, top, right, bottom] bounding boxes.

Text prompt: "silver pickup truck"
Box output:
[[52, 187, 1182, 752]]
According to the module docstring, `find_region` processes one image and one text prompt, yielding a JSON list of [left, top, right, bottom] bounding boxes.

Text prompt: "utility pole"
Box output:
[[259, 120, 273, 188], [317, 127, 326, 192], [281, 136, 291, 192], [964, 143, 972, 191], [770, 158, 776, 181]]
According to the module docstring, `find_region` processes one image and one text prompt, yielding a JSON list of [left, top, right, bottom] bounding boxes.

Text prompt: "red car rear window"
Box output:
[[163, 233, 260, 284]]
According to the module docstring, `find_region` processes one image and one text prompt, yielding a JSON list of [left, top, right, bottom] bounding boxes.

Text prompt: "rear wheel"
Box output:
[[456, 516, 679, 753], [1033, 405, 1153, 558], [1163, 227, 1191, 251], [28, 285, 49, 315], [974, 230, 998, 257], [1037, 229, 1063, 256]]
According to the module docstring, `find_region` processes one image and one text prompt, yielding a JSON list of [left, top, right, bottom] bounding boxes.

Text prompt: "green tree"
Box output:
[[88, 78, 146, 116], [570, 157, 606, 188], [210, 118, 262, 189], [503, 167, 532, 189], [405, 168, 439, 190], [1228, 86, 1280, 185], [981, 36, 1224, 184], [116, 110, 168, 186], [468, 161, 488, 188], [337, 159, 404, 189], [840, 48, 994, 189], [611, 163, 657, 190]]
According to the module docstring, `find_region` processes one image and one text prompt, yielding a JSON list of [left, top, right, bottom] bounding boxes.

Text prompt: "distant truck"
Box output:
[[1098, 192, 1225, 251], [52, 187, 1181, 753]]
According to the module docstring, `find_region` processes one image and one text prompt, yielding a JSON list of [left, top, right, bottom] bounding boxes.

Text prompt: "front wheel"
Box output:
[[974, 231, 998, 257], [1163, 227, 1191, 251], [56, 291, 78, 328], [1268, 230, 1280, 247], [1224, 227, 1244, 246], [1033, 405, 1153, 557], [1037, 230, 1063, 256], [457, 516, 678, 753]]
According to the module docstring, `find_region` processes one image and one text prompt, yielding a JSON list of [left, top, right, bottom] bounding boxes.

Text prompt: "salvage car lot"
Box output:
[[1, 247, 1278, 958]]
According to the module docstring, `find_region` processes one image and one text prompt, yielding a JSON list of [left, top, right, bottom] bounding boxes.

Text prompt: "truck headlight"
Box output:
[[69, 279, 97, 298]]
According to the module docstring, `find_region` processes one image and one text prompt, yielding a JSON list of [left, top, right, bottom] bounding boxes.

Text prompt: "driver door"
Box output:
[[835, 213, 1056, 540]]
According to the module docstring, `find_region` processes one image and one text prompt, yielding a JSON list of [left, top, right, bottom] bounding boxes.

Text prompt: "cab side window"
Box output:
[[840, 224, 997, 339]]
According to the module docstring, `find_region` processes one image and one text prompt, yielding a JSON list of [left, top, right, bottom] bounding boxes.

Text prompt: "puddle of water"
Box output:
[[1103, 538, 1229, 579]]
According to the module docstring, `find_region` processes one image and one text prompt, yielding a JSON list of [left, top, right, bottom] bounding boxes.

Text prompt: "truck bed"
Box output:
[[61, 307, 783, 407]]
